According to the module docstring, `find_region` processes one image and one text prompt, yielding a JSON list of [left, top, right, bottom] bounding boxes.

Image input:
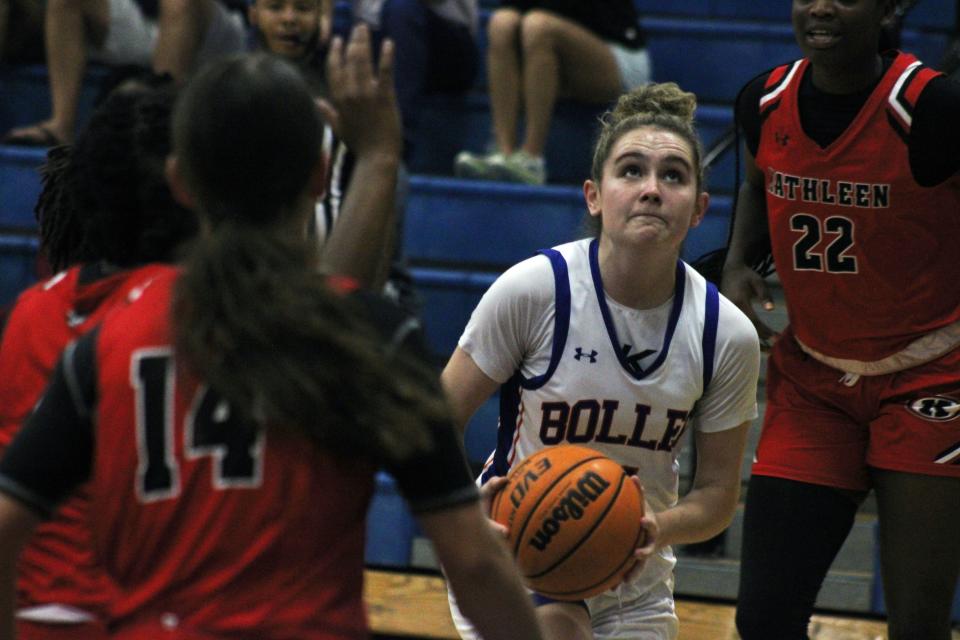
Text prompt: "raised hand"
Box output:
[[320, 24, 402, 161]]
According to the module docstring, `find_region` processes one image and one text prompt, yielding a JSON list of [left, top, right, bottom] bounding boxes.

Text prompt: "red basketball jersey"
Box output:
[[0, 264, 168, 617], [90, 268, 375, 639], [756, 52, 960, 363]]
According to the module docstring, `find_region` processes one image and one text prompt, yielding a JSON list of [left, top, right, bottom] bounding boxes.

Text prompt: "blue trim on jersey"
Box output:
[[701, 282, 719, 390], [481, 249, 572, 483], [588, 239, 686, 381], [481, 375, 522, 483], [518, 249, 571, 390], [532, 592, 588, 611]]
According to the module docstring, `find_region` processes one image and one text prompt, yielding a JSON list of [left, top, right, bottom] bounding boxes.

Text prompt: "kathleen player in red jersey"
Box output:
[[721, 1, 960, 638], [0, 76, 196, 640], [0, 37, 545, 640]]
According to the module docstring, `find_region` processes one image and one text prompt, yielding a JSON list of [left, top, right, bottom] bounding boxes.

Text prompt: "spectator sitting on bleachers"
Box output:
[[248, 0, 332, 94], [0, 0, 44, 63], [343, 0, 479, 164], [0, 0, 247, 147], [453, 0, 651, 185]]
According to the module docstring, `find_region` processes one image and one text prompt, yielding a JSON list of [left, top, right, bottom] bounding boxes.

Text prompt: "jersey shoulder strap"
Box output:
[[759, 59, 804, 116], [886, 52, 943, 136], [518, 247, 571, 390], [701, 281, 720, 391]]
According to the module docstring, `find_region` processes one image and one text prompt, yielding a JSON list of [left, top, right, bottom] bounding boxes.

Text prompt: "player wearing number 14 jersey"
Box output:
[[0, 266, 480, 638]]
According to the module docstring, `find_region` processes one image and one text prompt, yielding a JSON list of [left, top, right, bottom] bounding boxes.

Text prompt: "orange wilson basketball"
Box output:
[[490, 445, 644, 601]]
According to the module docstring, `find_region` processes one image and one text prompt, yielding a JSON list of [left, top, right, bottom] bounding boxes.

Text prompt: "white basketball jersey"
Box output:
[[478, 238, 720, 596]]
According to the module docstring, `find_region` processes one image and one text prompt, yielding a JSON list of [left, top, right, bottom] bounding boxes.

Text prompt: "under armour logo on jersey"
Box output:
[[775, 131, 790, 147], [620, 344, 657, 376], [908, 396, 960, 422], [573, 348, 597, 363]]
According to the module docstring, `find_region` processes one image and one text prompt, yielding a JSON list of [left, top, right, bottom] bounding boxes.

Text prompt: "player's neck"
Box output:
[[598, 243, 677, 310], [809, 54, 884, 95]]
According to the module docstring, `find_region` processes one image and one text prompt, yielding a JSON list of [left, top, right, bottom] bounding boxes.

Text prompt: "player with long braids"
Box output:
[[0, 38, 545, 640], [0, 74, 193, 640], [723, 1, 960, 638]]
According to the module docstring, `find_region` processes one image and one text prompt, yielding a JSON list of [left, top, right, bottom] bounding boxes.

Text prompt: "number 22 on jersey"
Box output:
[[790, 212, 858, 274]]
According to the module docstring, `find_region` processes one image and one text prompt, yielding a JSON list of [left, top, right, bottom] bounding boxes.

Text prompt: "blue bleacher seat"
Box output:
[[904, 0, 957, 32], [365, 472, 419, 567], [363, 398, 502, 567], [0, 234, 40, 307], [412, 267, 495, 357], [635, 0, 711, 18], [0, 146, 46, 230], [0, 64, 107, 139], [412, 93, 605, 185], [638, 0, 956, 36], [641, 18, 949, 105], [404, 176, 586, 267], [465, 395, 500, 467], [405, 175, 733, 269]]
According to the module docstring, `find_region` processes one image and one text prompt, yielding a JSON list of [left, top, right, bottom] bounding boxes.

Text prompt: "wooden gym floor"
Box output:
[[364, 569, 960, 640]]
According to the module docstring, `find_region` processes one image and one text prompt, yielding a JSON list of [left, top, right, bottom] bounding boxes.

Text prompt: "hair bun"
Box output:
[[610, 82, 697, 125]]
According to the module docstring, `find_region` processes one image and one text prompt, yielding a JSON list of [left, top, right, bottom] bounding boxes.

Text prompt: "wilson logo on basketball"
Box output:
[[509, 458, 553, 510], [528, 471, 611, 552], [908, 396, 960, 422]]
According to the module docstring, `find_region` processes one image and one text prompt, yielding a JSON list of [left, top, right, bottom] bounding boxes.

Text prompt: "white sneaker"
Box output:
[[491, 150, 546, 185], [453, 150, 506, 180]]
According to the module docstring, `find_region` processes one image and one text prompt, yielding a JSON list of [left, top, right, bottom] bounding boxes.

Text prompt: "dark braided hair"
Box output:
[[34, 144, 85, 272], [172, 53, 445, 462], [35, 73, 197, 273]]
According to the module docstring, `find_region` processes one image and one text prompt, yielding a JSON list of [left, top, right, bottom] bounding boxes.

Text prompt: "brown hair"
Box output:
[[171, 53, 445, 463]]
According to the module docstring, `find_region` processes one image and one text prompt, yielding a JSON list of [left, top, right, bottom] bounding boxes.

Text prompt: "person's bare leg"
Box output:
[[873, 469, 960, 640], [485, 8, 522, 155], [4, 0, 108, 144], [518, 10, 621, 158], [0, 0, 9, 58], [152, 0, 213, 81]]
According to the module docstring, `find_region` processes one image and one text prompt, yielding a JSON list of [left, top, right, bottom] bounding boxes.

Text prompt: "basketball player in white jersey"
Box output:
[[441, 82, 761, 639]]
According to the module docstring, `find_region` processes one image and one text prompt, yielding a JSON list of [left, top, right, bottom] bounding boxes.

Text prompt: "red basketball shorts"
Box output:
[[751, 330, 960, 491]]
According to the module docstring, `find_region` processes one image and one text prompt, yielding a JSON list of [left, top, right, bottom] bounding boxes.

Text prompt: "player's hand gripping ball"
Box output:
[[490, 445, 645, 600]]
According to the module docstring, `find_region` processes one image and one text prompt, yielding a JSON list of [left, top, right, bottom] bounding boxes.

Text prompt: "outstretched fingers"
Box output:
[[325, 24, 402, 157], [376, 37, 396, 100]]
